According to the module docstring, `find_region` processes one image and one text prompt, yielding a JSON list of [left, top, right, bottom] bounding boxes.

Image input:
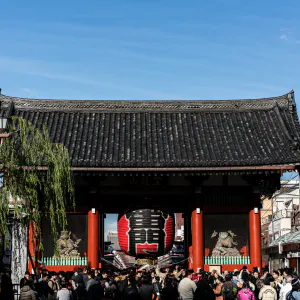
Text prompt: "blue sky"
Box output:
[[1, 1, 300, 234], [0, 1, 300, 102]]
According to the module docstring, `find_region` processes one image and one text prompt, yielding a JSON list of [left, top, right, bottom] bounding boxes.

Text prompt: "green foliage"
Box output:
[[0, 117, 75, 249]]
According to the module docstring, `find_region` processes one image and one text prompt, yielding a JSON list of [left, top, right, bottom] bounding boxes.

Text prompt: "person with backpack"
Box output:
[[222, 274, 237, 300], [259, 278, 277, 300], [48, 272, 60, 300], [286, 278, 300, 300], [237, 281, 255, 300]]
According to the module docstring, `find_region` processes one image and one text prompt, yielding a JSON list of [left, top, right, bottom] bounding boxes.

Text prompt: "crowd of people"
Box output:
[[1, 265, 300, 300]]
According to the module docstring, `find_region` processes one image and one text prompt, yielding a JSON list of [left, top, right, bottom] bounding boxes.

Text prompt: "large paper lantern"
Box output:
[[118, 208, 175, 258]]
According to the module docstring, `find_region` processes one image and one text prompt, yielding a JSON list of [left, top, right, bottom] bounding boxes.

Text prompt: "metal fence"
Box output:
[[41, 256, 87, 266], [13, 284, 20, 300], [204, 256, 250, 265]]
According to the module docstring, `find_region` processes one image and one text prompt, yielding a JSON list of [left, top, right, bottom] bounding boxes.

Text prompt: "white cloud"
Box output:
[[280, 34, 288, 40]]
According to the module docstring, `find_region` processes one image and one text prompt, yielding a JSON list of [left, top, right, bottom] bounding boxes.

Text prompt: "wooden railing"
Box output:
[[41, 257, 88, 266], [204, 256, 250, 265]]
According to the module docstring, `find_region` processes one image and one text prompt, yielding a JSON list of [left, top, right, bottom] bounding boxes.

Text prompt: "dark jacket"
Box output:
[[161, 285, 179, 300], [19, 286, 36, 300], [139, 284, 155, 300], [87, 283, 104, 300], [122, 283, 139, 300], [37, 280, 52, 298], [86, 278, 98, 291], [72, 286, 88, 300], [20, 278, 29, 289], [194, 280, 215, 300]]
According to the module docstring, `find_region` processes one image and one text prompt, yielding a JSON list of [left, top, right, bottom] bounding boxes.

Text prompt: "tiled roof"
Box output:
[[269, 231, 300, 247], [1, 91, 300, 168]]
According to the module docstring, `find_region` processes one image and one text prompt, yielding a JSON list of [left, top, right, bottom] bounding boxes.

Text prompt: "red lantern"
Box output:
[[118, 209, 175, 258]]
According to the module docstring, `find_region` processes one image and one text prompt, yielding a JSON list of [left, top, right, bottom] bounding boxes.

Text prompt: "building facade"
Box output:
[[263, 178, 300, 271], [106, 230, 120, 250], [1, 90, 300, 278]]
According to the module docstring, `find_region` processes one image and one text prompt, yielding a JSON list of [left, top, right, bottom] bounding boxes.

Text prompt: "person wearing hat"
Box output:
[[258, 277, 277, 300]]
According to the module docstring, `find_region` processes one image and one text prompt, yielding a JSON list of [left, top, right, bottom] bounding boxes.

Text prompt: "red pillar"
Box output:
[[192, 209, 204, 271], [28, 221, 39, 274], [249, 208, 262, 271], [88, 209, 99, 269]]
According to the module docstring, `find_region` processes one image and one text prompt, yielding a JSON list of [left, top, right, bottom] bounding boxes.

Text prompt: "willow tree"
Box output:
[[0, 117, 74, 253]]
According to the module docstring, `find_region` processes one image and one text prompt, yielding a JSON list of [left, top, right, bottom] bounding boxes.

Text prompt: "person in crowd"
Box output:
[[48, 272, 60, 299], [237, 281, 255, 300], [213, 278, 224, 300], [279, 275, 293, 300], [232, 270, 240, 286], [194, 272, 215, 300], [259, 278, 277, 300], [272, 271, 282, 298], [223, 270, 229, 277], [81, 267, 89, 287], [178, 269, 197, 300], [72, 282, 87, 300], [161, 274, 179, 300], [57, 272, 65, 287], [56, 281, 71, 300], [72, 268, 83, 287], [20, 271, 31, 289], [94, 268, 102, 283], [109, 274, 122, 300], [138, 273, 156, 300], [86, 270, 104, 299], [37, 273, 52, 299], [261, 269, 270, 280], [287, 278, 300, 300], [122, 274, 139, 300], [86, 271, 98, 292], [19, 278, 36, 300], [255, 279, 265, 300], [222, 274, 237, 300], [237, 270, 255, 292]]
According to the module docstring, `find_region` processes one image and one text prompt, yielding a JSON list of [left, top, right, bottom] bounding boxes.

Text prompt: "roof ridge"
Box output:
[[0, 90, 294, 103], [0, 91, 294, 113]]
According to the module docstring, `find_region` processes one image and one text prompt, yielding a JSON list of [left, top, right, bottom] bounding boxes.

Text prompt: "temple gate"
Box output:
[[1, 90, 300, 273]]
